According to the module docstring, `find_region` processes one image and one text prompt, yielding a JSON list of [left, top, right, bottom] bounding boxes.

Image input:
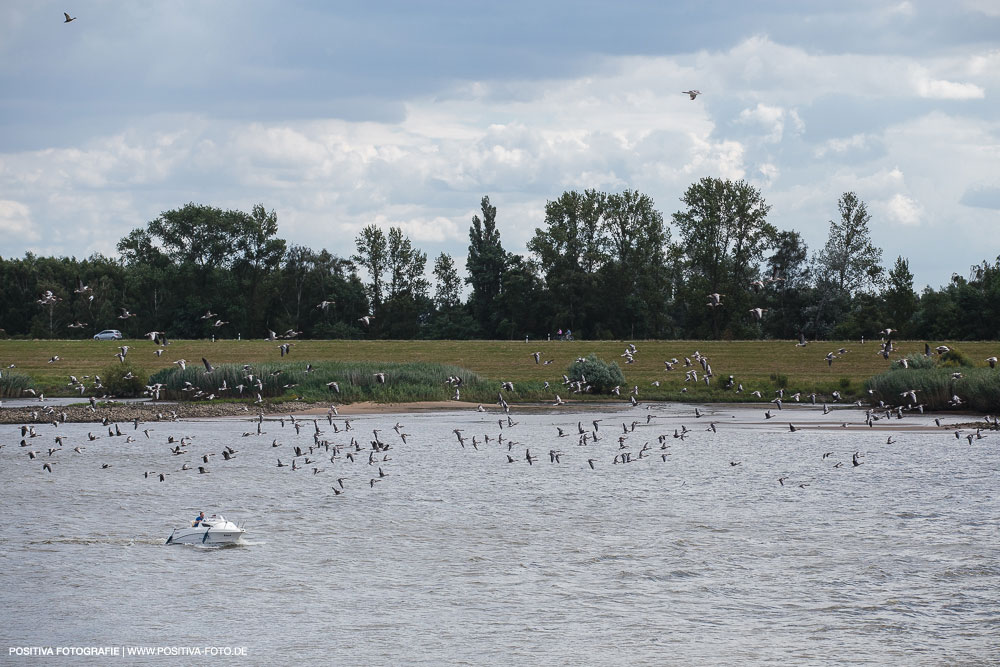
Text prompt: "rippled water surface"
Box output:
[[2, 403, 998, 664]]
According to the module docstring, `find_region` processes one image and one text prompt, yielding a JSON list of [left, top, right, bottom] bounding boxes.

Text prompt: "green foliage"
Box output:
[[891, 353, 935, 370], [100, 360, 148, 398], [352, 225, 388, 310], [567, 354, 625, 394], [884, 256, 917, 332], [816, 192, 883, 296], [839, 377, 851, 390], [769, 372, 788, 388], [938, 347, 974, 368], [866, 366, 1000, 412], [148, 361, 493, 403], [0, 369, 35, 397], [466, 196, 508, 337], [1, 188, 1000, 345], [672, 178, 776, 339]]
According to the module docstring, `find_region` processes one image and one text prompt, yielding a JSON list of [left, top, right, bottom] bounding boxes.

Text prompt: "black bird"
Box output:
[[64, 12, 76, 23], [587, 458, 596, 469]]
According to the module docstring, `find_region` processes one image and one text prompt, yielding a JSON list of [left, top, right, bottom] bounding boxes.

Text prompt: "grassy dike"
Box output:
[[1, 338, 998, 407]]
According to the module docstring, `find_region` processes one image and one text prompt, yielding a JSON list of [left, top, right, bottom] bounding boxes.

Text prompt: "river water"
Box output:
[[1, 403, 998, 665]]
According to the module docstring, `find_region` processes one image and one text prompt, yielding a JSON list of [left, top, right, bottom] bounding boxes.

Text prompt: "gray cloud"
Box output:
[[960, 186, 1000, 210], [1, 2, 998, 292]]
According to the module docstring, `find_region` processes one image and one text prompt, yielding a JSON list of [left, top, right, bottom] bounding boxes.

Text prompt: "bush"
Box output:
[[567, 354, 625, 394], [865, 366, 1000, 412], [100, 360, 148, 398], [0, 370, 34, 398], [938, 346, 974, 368], [769, 372, 788, 389], [839, 377, 852, 390], [892, 353, 936, 370]]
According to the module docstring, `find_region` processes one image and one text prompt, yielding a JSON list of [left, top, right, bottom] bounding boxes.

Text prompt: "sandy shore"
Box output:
[[2, 398, 994, 432], [287, 400, 482, 415], [0, 399, 522, 424]]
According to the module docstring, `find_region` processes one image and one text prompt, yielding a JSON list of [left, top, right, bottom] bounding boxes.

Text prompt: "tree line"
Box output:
[[1, 180, 998, 341]]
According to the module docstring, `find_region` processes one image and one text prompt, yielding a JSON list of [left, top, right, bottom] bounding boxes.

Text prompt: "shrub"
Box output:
[[148, 360, 492, 403], [567, 354, 625, 394], [0, 370, 34, 398], [839, 377, 852, 390], [892, 353, 936, 370], [865, 366, 1000, 412], [769, 372, 788, 389], [100, 360, 148, 398], [938, 347, 974, 368]]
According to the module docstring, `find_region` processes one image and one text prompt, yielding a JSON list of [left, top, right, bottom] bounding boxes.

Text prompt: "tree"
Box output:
[[810, 193, 884, 339], [352, 225, 388, 311], [761, 230, 812, 339], [230, 204, 287, 334], [672, 178, 776, 338], [883, 256, 917, 333], [816, 192, 883, 295], [494, 254, 544, 340], [432, 253, 462, 310], [425, 252, 476, 339], [386, 227, 428, 300], [466, 196, 508, 337], [601, 190, 672, 338], [527, 189, 606, 335]]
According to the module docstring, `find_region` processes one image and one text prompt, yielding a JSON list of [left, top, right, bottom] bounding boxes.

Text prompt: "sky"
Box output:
[[1, 0, 998, 290]]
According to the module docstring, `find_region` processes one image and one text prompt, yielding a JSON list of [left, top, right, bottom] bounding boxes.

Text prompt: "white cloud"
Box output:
[[0, 30, 997, 289], [0, 199, 38, 242], [814, 133, 872, 158], [912, 72, 985, 100], [756, 163, 780, 188], [884, 193, 924, 225], [737, 103, 788, 143], [964, 0, 1000, 17]]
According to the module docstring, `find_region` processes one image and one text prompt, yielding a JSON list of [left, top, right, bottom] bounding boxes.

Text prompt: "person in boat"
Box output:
[[193, 511, 205, 527]]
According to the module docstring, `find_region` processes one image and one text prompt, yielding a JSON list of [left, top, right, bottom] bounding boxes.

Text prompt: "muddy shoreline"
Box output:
[[0, 399, 547, 424]]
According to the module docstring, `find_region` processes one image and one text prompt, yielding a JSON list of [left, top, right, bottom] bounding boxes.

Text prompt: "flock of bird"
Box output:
[[4, 327, 998, 502], [5, 267, 999, 506]]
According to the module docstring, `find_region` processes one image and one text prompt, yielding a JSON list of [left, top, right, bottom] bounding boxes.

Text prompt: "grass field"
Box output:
[[2, 338, 998, 404]]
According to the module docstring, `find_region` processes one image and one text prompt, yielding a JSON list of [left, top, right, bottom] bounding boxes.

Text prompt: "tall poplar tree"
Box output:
[[466, 196, 507, 337]]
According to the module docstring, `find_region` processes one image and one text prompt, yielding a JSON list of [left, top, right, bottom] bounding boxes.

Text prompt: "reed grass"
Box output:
[[866, 367, 1000, 412], [3, 338, 998, 407], [0, 370, 35, 398], [148, 361, 494, 403]]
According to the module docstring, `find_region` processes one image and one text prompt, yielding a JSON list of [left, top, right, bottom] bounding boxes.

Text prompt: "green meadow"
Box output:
[[2, 338, 998, 406]]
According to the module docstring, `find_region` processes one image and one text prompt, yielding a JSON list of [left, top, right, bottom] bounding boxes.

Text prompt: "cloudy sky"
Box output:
[[1, 1, 997, 289]]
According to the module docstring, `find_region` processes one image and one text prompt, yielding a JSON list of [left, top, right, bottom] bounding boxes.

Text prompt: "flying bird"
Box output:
[[682, 90, 701, 100], [64, 12, 76, 23]]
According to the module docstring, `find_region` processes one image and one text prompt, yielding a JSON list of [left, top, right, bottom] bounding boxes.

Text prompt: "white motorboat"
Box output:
[[166, 514, 246, 545]]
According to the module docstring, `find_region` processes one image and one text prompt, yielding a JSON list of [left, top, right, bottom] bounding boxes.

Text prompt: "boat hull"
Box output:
[[166, 520, 246, 545]]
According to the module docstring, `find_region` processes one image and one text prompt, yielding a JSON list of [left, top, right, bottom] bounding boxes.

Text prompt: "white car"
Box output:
[[93, 329, 123, 340]]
